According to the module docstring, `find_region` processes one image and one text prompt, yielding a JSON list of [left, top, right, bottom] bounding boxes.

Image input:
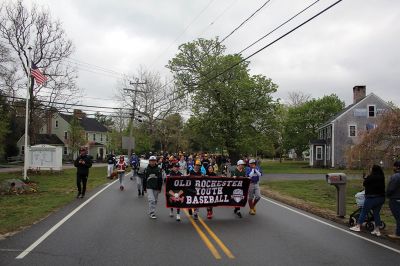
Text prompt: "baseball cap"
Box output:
[[149, 156, 157, 161], [195, 160, 201, 166], [249, 159, 256, 164], [237, 160, 246, 165]]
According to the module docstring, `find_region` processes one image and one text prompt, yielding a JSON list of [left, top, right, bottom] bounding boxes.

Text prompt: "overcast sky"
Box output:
[[27, 0, 400, 111]]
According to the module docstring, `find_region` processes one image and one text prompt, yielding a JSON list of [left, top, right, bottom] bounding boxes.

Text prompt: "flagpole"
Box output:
[[23, 47, 32, 181]]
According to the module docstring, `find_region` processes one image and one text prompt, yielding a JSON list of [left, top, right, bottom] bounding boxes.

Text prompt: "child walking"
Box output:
[[116, 156, 128, 191]]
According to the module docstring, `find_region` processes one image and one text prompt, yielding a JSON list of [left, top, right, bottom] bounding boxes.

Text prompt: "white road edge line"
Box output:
[[16, 179, 118, 259], [261, 196, 400, 255]]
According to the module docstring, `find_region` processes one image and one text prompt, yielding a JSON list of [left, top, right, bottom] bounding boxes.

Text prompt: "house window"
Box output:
[[316, 146, 323, 160], [349, 125, 357, 137], [93, 134, 96, 141], [100, 134, 103, 142], [327, 126, 332, 138], [368, 105, 376, 117], [55, 120, 59, 128], [21, 145, 24, 155], [63, 147, 68, 155], [64, 131, 68, 140]]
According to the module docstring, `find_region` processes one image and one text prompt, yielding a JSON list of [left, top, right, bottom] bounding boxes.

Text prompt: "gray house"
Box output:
[[309, 86, 390, 168]]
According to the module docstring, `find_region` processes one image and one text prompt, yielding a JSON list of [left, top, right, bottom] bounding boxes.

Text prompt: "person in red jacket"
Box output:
[[116, 155, 128, 191]]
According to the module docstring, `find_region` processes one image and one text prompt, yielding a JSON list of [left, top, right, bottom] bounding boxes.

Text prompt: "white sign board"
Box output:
[[29, 145, 63, 170]]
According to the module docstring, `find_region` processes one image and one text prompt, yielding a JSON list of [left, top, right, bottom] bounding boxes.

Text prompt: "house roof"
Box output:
[[33, 134, 64, 145], [319, 93, 390, 129], [59, 113, 108, 132]]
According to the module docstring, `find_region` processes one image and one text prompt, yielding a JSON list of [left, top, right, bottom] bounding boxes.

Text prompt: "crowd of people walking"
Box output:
[[76, 148, 400, 240]]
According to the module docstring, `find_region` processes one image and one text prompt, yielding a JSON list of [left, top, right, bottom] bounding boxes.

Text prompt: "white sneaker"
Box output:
[[371, 229, 381, 236], [349, 225, 361, 232], [176, 214, 181, 221], [150, 213, 157, 219], [169, 210, 174, 217]]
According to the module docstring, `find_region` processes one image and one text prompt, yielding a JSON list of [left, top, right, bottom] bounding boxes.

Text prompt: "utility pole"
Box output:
[[124, 79, 146, 158], [23, 47, 32, 181]]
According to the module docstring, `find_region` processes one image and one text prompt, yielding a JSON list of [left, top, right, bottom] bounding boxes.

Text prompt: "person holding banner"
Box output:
[[189, 160, 203, 219], [143, 156, 163, 219], [206, 165, 217, 219], [231, 160, 247, 218], [168, 163, 183, 221], [246, 159, 262, 215]]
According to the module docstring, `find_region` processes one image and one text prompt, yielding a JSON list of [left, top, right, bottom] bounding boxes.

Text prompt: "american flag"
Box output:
[[31, 63, 47, 84]]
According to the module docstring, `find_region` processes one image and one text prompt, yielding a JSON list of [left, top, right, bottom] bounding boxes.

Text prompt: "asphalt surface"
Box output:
[[1, 172, 400, 265]]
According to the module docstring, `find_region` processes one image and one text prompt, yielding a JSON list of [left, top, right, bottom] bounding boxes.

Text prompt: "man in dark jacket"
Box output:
[[74, 147, 93, 198], [387, 161, 400, 239], [106, 153, 116, 179], [143, 156, 163, 219]]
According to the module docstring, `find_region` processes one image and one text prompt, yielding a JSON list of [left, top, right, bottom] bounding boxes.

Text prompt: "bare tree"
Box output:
[[287, 91, 311, 107], [0, 0, 79, 143], [118, 67, 184, 137]]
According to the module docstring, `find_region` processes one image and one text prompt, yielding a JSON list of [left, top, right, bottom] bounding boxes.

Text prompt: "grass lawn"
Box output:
[[261, 179, 395, 229], [261, 160, 369, 176], [0, 167, 114, 235]]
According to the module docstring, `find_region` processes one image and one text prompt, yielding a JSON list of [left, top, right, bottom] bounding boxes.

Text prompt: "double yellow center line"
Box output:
[[184, 210, 235, 260]]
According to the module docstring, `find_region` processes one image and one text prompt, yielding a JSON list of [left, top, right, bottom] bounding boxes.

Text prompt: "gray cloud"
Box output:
[[29, 0, 400, 109]]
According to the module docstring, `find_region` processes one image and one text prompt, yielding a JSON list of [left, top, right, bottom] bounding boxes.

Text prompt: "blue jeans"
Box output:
[[358, 196, 385, 227], [389, 199, 400, 236]]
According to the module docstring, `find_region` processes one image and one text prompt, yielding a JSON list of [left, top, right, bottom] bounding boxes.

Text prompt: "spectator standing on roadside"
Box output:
[[106, 152, 116, 179], [231, 160, 247, 218], [246, 159, 262, 215], [74, 147, 92, 198], [387, 161, 400, 239], [143, 156, 163, 219], [350, 165, 385, 236]]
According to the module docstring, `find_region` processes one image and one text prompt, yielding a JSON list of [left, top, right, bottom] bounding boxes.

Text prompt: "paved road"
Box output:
[[1, 172, 399, 265]]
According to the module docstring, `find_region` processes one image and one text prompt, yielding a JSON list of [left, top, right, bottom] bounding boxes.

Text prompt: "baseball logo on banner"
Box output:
[[165, 176, 251, 208]]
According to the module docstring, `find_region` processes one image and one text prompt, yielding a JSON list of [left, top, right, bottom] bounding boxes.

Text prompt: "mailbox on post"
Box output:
[[326, 173, 347, 217]]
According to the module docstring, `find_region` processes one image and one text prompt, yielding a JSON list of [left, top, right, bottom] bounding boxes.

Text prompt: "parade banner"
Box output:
[[165, 176, 250, 208]]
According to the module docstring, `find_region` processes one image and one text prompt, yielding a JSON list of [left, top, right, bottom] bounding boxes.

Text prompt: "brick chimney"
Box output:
[[73, 109, 86, 119], [353, 85, 366, 104], [46, 108, 57, 134]]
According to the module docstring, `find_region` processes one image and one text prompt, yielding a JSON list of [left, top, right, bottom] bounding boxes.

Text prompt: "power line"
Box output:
[[219, 0, 272, 44], [7, 96, 131, 111], [238, 0, 321, 54], [198, 0, 344, 89], [148, 0, 216, 69], [38, 88, 117, 101], [66, 57, 125, 76], [197, 0, 240, 38]]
